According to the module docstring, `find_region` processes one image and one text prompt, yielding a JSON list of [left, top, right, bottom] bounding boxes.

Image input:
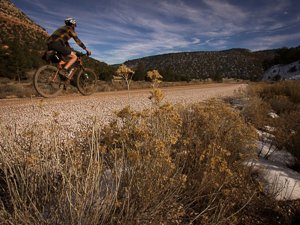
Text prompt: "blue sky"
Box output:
[[11, 0, 300, 65]]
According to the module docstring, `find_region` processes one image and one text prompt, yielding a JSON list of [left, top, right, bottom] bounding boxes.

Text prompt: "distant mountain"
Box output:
[[0, 0, 111, 81], [125, 49, 278, 81]]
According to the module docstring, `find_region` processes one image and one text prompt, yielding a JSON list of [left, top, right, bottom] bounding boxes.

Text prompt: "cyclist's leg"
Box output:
[[64, 51, 77, 70]]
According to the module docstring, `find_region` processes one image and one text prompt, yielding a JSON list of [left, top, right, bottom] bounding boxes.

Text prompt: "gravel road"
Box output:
[[0, 83, 246, 135]]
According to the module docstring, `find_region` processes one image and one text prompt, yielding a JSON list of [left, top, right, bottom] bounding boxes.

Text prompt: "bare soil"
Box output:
[[0, 83, 245, 107], [0, 83, 246, 134]]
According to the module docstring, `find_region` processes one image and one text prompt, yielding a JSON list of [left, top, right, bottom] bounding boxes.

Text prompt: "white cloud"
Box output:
[[203, 0, 248, 22], [244, 32, 300, 50]]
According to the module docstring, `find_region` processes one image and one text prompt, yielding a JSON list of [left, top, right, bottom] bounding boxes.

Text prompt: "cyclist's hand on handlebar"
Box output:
[[86, 49, 92, 56]]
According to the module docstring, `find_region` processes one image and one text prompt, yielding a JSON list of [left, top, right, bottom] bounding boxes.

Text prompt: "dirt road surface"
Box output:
[[0, 83, 246, 134]]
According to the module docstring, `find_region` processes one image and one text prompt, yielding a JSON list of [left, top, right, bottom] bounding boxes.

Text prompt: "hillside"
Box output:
[[0, 0, 49, 80], [0, 0, 111, 81], [125, 49, 277, 81]]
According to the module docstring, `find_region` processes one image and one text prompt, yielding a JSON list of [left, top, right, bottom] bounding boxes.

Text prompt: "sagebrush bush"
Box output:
[[258, 81, 300, 104], [268, 95, 296, 114], [241, 95, 271, 129], [98, 103, 186, 224], [0, 120, 117, 225], [174, 100, 259, 224], [243, 81, 300, 168], [272, 110, 300, 161]]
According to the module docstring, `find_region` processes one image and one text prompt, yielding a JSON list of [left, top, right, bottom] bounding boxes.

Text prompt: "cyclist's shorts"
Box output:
[[48, 41, 71, 56]]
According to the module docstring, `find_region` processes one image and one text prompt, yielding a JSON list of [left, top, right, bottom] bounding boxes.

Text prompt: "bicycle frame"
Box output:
[[54, 54, 85, 81]]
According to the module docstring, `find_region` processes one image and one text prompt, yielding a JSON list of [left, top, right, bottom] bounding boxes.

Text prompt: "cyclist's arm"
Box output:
[[69, 30, 86, 50]]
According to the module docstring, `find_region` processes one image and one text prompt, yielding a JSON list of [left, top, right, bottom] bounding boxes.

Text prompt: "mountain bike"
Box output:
[[33, 51, 97, 98]]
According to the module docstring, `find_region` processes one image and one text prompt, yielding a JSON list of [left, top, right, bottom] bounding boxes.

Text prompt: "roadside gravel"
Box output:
[[0, 83, 246, 135]]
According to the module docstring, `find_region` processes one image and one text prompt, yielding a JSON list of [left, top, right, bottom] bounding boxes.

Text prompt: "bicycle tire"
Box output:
[[33, 65, 63, 98], [76, 68, 97, 96]]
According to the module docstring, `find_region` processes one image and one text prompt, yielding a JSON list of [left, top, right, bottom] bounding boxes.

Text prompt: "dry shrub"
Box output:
[[0, 77, 11, 85], [268, 95, 296, 114], [241, 95, 271, 129], [244, 81, 300, 168], [97, 99, 261, 224], [249, 81, 300, 115], [0, 84, 35, 98], [98, 103, 185, 224], [0, 120, 118, 225], [272, 110, 300, 165], [175, 100, 259, 224], [258, 81, 300, 104]]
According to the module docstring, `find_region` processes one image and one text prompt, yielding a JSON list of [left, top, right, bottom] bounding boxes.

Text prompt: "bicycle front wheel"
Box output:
[[33, 65, 63, 97], [76, 68, 97, 96]]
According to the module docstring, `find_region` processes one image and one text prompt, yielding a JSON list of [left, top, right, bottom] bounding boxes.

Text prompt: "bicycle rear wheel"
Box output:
[[33, 65, 63, 97], [76, 68, 97, 96]]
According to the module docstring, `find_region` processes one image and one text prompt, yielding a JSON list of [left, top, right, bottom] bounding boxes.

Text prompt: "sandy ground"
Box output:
[[0, 83, 246, 134]]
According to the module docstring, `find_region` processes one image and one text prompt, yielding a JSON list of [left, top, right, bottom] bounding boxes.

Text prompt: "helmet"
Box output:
[[65, 17, 76, 27]]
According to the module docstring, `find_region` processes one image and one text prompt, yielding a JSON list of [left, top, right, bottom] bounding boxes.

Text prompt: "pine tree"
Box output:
[[160, 66, 175, 81], [0, 46, 9, 77], [133, 62, 146, 81], [7, 42, 28, 81]]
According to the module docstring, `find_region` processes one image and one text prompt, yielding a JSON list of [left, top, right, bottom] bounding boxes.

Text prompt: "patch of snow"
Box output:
[[264, 125, 276, 133], [268, 150, 296, 168], [245, 138, 299, 200], [256, 140, 277, 158], [245, 158, 300, 200], [256, 129, 275, 141], [268, 112, 279, 119]]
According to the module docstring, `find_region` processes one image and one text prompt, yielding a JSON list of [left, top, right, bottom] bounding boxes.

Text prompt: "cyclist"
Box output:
[[47, 17, 91, 77]]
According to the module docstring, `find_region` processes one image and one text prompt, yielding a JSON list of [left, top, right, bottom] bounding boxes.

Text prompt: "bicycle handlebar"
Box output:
[[76, 52, 90, 57]]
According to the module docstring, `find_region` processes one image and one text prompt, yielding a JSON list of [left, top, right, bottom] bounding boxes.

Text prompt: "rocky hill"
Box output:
[[0, 0, 49, 80], [0, 0, 47, 34], [125, 49, 277, 81]]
